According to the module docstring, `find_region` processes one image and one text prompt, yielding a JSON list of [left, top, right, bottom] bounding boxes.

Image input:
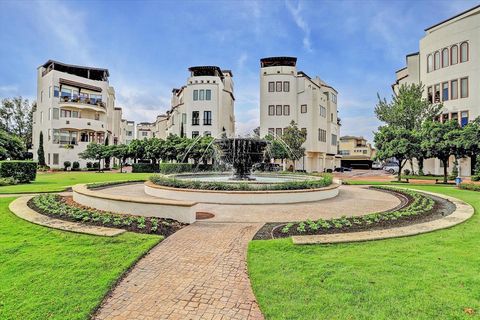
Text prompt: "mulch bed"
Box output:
[[253, 189, 455, 240]]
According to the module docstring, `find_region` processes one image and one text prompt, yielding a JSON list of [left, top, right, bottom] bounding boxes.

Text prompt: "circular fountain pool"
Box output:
[[172, 172, 318, 184]]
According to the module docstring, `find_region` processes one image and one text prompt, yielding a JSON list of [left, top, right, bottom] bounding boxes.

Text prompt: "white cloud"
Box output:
[[285, 0, 312, 52]]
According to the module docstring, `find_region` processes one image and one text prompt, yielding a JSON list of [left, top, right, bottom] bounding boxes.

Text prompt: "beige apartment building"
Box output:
[[393, 5, 480, 176], [339, 136, 375, 168], [259, 57, 341, 172], [32, 60, 132, 168]]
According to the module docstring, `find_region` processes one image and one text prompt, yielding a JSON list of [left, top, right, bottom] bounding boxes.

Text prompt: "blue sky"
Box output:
[[0, 0, 477, 141]]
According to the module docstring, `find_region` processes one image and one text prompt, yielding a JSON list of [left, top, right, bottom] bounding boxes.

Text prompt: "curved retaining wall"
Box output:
[[72, 184, 196, 224], [144, 181, 340, 205]]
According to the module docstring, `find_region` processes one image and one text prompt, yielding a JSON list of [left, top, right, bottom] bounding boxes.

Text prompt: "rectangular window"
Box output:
[[199, 89, 205, 100], [268, 82, 275, 92], [204, 131, 211, 137], [193, 90, 198, 101], [331, 134, 337, 146], [268, 105, 275, 116], [461, 111, 469, 127], [283, 105, 290, 116], [182, 113, 187, 124], [427, 86, 433, 103], [60, 109, 71, 118], [331, 93, 337, 103], [442, 82, 449, 101], [268, 128, 275, 135], [276, 81, 282, 92], [301, 104, 307, 113], [142, 131, 148, 137], [331, 113, 334, 122], [275, 128, 282, 137], [283, 81, 290, 92], [192, 131, 199, 138], [451, 112, 459, 123], [434, 84, 440, 102], [48, 153, 51, 165], [320, 106, 326, 117], [53, 153, 59, 165], [318, 129, 326, 142], [54, 86, 59, 97], [203, 111, 212, 125], [61, 87, 72, 98], [192, 111, 199, 125], [451, 80, 458, 99], [205, 89, 211, 100], [460, 77, 468, 98], [276, 105, 282, 116]]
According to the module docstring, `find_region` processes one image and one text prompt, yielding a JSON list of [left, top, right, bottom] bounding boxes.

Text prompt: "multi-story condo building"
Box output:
[[136, 122, 156, 140], [165, 66, 235, 138], [393, 5, 479, 176], [32, 60, 131, 168], [259, 57, 341, 172], [339, 136, 376, 168], [120, 120, 135, 145]]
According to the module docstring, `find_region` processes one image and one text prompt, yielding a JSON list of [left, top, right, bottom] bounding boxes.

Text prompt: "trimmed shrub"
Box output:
[[86, 162, 93, 169], [403, 169, 411, 176], [63, 161, 71, 171], [471, 175, 480, 182], [159, 163, 193, 174], [72, 161, 80, 171], [460, 183, 480, 192], [0, 177, 18, 186], [132, 163, 160, 173], [0, 160, 37, 183]]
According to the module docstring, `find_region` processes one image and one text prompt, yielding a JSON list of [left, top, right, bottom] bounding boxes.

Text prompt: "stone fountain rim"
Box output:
[[167, 172, 324, 185]]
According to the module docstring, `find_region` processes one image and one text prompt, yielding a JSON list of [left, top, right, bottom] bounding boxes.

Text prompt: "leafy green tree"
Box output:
[[110, 144, 130, 173], [128, 139, 146, 163], [144, 138, 165, 163], [163, 135, 183, 162], [0, 129, 26, 160], [0, 97, 34, 149], [265, 134, 289, 161], [37, 131, 46, 166], [374, 126, 419, 182], [79, 143, 107, 172], [188, 136, 215, 165], [281, 121, 306, 171]]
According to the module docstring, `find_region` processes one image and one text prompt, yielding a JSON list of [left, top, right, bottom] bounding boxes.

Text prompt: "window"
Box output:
[[268, 105, 275, 116], [460, 42, 468, 62], [275, 105, 282, 116], [275, 128, 282, 137], [60, 109, 71, 118], [451, 80, 458, 99], [434, 84, 440, 102], [442, 48, 449, 67], [192, 131, 199, 138], [331, 134, 337, 146], [451, 45, 458, 65], [199, 89, 205, 100], [301, 104, 307, 113], [318, 129, 326, 142], [61, 87, 72, 98], [54, 86, 59, 97], [171, 114, 174, 125], [204, 131, 211, 137], [283, 81, 290, 92], [442, 82, 449, 101], [451, 112, 458, 122], [142, 131, 148, 137], [80, 132, 89, 142], [427, 86, 433, 103], [331, 113, 334, 122], [53, 154, 59, 165], [283, 105, 290, 116], [320, 106, 326, 117], [72, 111, 79, 118], [203, 111, 212, 125], [192, 111, 199, 125], [268, 82, 275, 92], [276, 81, 282, 92], [268, 128, 275, 135], [434, 51, 440, 70], [47, 153, 50, 165], [460, 77, 468, 98], [182, 113, 187, 124], [427, 54, 433, 72], [49, 86, 51, 98], [331, 93, 337, 103], [461, 111, 469, 127], [193, 90, 198, 101], [41, 90, 43, 103], [205, 89, 211, 100]]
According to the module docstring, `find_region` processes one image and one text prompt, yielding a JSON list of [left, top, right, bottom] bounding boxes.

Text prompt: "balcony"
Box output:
[[53, 118, 106, 132], [58, 96, 106, 112]]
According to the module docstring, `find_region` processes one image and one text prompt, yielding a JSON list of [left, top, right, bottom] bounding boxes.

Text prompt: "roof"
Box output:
[[425, 4, 480, 31], [40, 60, 109, 81], [260, 56, 297, 67], [188, 66, 223, 77], [297, 71, 338, 93], [340, 135, 366, 140]]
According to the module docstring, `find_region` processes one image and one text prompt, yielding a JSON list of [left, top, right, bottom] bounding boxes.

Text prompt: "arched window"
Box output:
[[451, 45, 458, 65], [434, 51, 440, 70], [427, 54, 433, 72], [442, 48, 449, 67], [460, 42, 469, 62]]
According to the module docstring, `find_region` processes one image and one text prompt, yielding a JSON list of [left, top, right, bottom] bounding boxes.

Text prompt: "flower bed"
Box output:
[[256, 187, 443, 239], [149, 173, 333, 191], [29, 194, 186, 236]]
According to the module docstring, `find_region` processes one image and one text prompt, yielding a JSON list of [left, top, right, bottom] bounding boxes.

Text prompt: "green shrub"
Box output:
[[0, 177, 18, 186], [159, 163, 193, 174], [0, 160, 37, 183], [471, 175, 480, 182], [460, 183, 480, 192], [132, 163, 159, 173], [86, 162, 93, 169], [63, 161, 71, 171], [72, 161, 80, 171]]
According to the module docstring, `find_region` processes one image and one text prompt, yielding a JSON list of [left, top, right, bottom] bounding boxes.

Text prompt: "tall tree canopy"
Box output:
[[281, 121, 307, 170], [0, 97, 35, 149]]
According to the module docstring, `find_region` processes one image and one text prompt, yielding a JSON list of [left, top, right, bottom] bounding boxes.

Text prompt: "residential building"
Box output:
[[32, 60, 131, 169], [121, 120, 135, 145], [259, 56, 341, 172], [339, 136, 376, 168], [136, 122, 156, 139], [393, 5, 480, 176]]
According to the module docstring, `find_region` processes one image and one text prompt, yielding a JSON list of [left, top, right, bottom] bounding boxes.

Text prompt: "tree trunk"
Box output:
[[120, 157, 123, 173], [443, 159, 448, 184], [398, 160, 404, 182]]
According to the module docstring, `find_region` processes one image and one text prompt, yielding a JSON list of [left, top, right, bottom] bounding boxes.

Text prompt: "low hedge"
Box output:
[[149, 173, 333, 191], [159, 163, 193, 174], [0, 160, 37, 183], [132, 163, 159, 173], [460, 183, 480, 192]]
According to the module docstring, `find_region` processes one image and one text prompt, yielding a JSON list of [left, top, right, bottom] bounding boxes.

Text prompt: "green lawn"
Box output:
[[248, 185, 480, 320], [0, 197, 161, 320], [0, 171, 152, 194]]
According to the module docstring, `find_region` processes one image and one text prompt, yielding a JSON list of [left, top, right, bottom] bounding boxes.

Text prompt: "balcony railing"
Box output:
[[59, 96, 106, 108]]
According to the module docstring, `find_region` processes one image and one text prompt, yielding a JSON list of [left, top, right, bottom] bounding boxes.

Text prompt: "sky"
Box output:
[[0, 0, 477, 142]]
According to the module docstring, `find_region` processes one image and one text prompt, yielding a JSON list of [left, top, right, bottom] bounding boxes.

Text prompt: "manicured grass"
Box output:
[[0, 171, 152, 194], [248, 185, 480, 320], [0, 197, 161, 320]]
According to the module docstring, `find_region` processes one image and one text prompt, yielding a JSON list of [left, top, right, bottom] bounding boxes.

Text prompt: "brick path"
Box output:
[[94, 222, 264, 320]]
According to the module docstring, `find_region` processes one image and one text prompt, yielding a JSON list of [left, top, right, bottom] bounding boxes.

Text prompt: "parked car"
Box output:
[[383, 162, 399, 174], [371, 161, 383, 170], [334, 166, 352, 172]]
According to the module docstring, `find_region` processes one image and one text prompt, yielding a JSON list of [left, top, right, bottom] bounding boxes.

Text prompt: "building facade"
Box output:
[[393, 5, 480, 176], [339, 136, 375, 168], [259, 57, 341, 172], [32, 60, 131, 168]]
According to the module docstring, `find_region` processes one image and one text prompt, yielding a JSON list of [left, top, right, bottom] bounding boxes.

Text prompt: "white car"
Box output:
[[371, 161, 383, 170], [383, 163, 399, 174]]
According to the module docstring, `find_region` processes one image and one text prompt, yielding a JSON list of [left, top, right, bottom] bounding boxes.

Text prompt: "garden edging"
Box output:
[[292, 189, 474, 245]]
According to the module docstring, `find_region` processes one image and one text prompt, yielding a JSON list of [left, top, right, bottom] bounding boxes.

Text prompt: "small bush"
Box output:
[[63, 161, 71, 171], [86, 162, 93, 169], [72, 161, 80, 171], [92, 162, 100, 169], [0, 160, 37, 183], [132, 163, 159, 173], [460, 183, 480, 192], [0, 177, 18, 186], [159, 163, 193, 174], [471, 175, 480, 182], [37, 165, 50, 172]]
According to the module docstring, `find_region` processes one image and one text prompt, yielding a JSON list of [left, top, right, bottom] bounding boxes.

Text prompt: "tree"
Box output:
[[253, 126, 260, 137], [0, 129, 25, 160], [374, 126, 419, 182], [79, 143, 107, 172], [421, 120, 463, 183], [281, 121, 306, 171], [37, 131, 46, 166], [144, 138, 165, 163], [110, 144, 130, 173], [456, 118, 480, 170], [265, 134, 288, 161], [0, 97, 35, 149], [188, 136, 215, 165], [128, 139, 146, 163], [163, 135, 183, 162]]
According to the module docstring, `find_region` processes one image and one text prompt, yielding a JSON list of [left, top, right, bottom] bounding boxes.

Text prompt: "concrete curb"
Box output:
[[8, 196, 125, 237], [292, 189, 474, 245]]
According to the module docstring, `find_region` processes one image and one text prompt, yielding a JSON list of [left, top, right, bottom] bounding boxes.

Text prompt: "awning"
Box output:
[[59, 78, 102, 92]]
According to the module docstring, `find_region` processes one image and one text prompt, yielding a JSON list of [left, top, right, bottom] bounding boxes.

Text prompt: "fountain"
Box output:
[[215, 138, 267, 180]]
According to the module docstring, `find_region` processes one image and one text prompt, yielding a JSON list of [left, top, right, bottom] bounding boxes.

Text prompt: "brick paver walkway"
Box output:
[[94, 222, 264, 320]]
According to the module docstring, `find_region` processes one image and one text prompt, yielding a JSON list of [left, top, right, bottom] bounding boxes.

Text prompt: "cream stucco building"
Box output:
[[338, 136, 375, 168], [393, 5, 480, 176], [259, 57, 341, 172], [32, 60, 132, 168]]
